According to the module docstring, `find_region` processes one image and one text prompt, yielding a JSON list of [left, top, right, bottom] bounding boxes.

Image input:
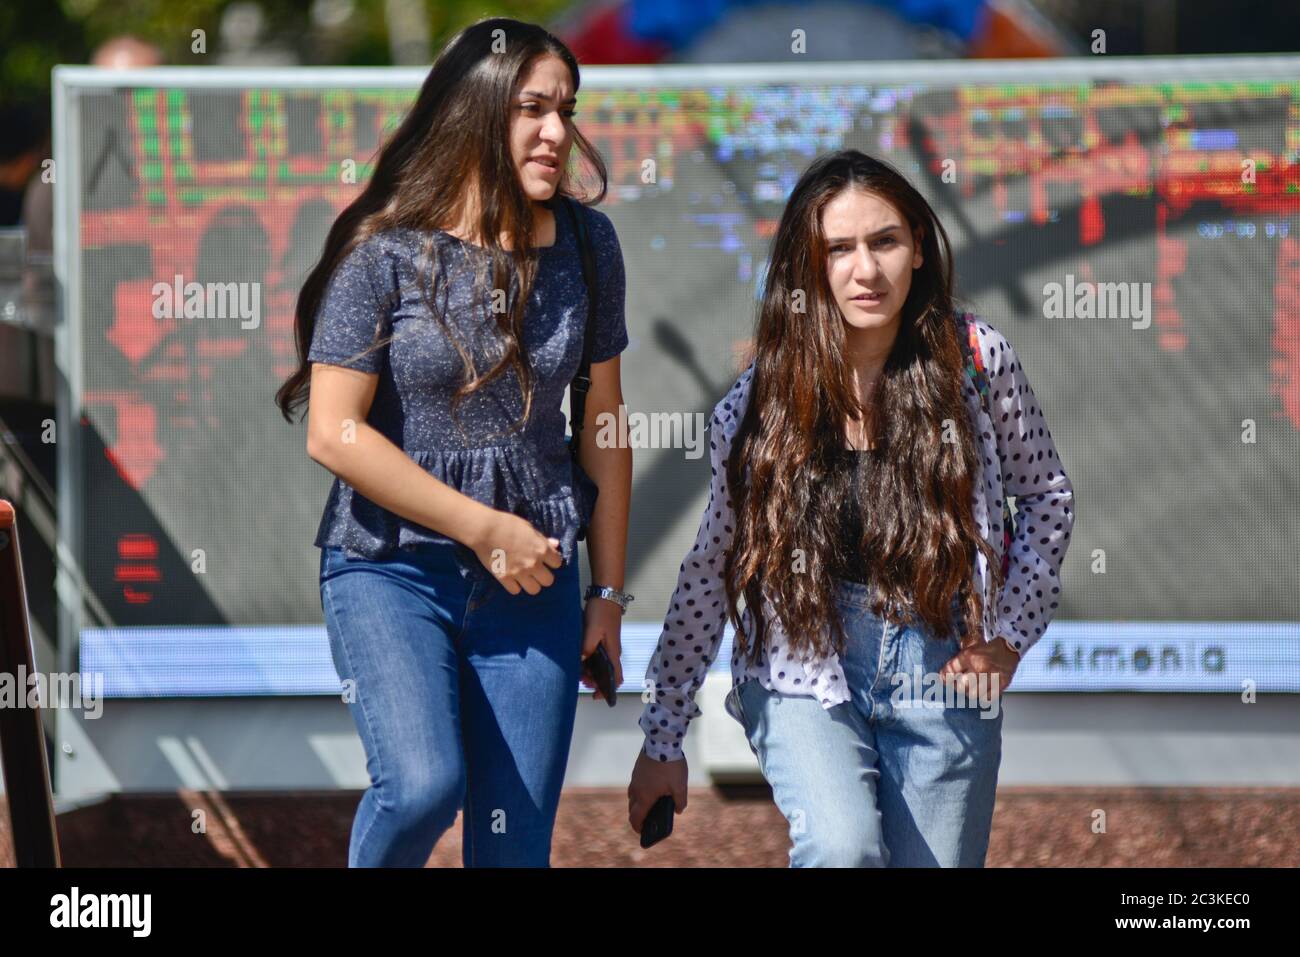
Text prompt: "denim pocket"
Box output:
[[319, 546, 350, 582], [724, 680, 749, 728], [725, 680, 765, 764]]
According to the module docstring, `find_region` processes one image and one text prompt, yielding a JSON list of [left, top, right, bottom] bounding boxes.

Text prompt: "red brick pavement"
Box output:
[[2, 788, 1296, 867]]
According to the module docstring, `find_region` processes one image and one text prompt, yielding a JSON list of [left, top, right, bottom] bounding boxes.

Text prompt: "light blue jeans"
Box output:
[[728, 582, 1004, 867], [319, 540, 583, 867]]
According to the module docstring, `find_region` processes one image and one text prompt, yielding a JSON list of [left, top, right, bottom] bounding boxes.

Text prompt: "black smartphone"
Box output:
[[640, 794, 676, 848], [581, 643, 616, 707]]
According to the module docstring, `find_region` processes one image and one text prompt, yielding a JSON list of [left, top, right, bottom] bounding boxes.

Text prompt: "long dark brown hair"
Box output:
[[723, 149, 1002, 664], [274, 17, 608, 432]]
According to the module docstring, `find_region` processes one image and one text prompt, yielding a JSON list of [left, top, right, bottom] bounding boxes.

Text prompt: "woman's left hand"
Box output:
[[939, 635, 1020, 701], [580, 598, 624, 701]]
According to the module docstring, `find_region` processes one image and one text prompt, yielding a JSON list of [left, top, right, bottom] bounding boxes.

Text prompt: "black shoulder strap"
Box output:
[[560, 196, 599, 460]]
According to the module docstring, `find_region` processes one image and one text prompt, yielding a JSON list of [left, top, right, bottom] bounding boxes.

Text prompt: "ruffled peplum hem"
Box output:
[[313, 445, 600, 567]]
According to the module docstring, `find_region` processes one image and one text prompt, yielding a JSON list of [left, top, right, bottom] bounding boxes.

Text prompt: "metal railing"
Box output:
[[0, 499, 62, 866]]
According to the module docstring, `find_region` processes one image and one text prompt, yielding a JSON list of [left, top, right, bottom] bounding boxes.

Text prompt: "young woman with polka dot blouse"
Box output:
[[628, 150, 1074, 867]]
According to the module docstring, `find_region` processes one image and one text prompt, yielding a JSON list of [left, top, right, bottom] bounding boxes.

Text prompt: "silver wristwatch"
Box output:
[[584, 584, 635, 613]]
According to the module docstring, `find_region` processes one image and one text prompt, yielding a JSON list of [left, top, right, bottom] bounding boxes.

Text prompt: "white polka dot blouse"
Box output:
[[639, 313, 1075, 762]]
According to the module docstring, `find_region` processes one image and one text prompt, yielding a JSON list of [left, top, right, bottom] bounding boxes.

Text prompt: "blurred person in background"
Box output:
[[21, 35, 164, 257], [90, 34, 165, 69], [1, 102, 45, 229]]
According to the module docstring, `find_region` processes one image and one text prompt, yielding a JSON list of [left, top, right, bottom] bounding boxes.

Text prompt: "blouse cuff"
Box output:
[[642, 735, 686, 764]]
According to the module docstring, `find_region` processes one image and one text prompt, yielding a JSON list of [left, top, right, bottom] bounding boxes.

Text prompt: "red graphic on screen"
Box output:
[[114, 533, 160, 604], [108, 281, 176, 366], [77, 82, 1300, 506], [1272, 235, 1300, 426], [86, 392, 165, 490]]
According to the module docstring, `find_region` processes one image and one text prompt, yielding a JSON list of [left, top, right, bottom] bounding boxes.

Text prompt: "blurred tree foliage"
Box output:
[[2, 0, 572, 114]]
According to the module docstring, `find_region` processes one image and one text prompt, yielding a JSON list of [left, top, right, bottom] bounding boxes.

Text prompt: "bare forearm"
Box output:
[[310, 425, 493, 548], [579, 442, 631, 589]]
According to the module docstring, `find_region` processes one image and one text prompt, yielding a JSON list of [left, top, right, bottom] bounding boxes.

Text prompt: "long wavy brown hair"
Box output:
[[274, 17, 607, 433], [723, 150, 1002, 664]]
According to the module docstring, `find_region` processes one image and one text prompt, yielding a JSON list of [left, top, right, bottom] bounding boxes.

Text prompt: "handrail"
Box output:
[[0, 500, 62, 867]]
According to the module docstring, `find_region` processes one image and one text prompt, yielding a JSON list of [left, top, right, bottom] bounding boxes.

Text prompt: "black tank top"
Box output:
[[829, 446, 876, 584]]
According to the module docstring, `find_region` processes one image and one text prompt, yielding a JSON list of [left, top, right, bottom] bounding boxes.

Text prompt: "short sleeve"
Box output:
[[306, 237, 399, 374], [584, 208, 629, 364]]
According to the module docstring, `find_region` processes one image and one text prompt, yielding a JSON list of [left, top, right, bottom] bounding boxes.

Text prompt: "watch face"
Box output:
[[588, 586, 629, 609]]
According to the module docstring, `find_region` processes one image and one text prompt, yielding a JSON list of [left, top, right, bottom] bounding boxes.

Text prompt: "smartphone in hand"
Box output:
[[581, 643, 617, 707], [640, 794, 676, 848]]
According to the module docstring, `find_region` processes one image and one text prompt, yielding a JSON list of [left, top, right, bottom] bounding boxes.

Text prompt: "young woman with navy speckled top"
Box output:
[[628, 151, 1074, 867], [275, 18, 632, 867]]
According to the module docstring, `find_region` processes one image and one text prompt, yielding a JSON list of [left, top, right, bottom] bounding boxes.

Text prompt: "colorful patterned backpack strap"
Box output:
[[965, 313, 991, 400], [956, 310, 1015, 580]]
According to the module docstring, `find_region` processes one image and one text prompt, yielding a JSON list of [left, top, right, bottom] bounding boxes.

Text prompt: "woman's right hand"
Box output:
[[628, 746, 689, 834], [468, 509, 564, 595]]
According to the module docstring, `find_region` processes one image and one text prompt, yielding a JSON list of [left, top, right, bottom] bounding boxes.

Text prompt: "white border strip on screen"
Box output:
[[77, 621, 1300, 697], [48, 54, 1300, 89]]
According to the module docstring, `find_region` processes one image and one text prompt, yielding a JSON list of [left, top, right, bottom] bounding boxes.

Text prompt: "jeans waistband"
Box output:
[[834, 580, 963, 624], [835, 579, 880, 610], [406, 540, 578, 586]]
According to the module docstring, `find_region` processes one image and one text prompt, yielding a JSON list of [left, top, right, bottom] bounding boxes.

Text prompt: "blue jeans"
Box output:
[[318, 541, 583, 867], [728, 582, 1004, 867]]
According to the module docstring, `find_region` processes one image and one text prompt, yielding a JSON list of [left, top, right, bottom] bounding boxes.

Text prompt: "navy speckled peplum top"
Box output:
[[306, 199, 628, 565]]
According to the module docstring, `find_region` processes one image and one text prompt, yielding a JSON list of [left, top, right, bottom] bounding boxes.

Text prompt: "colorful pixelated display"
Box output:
[[64, 66, 1300, 692]]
